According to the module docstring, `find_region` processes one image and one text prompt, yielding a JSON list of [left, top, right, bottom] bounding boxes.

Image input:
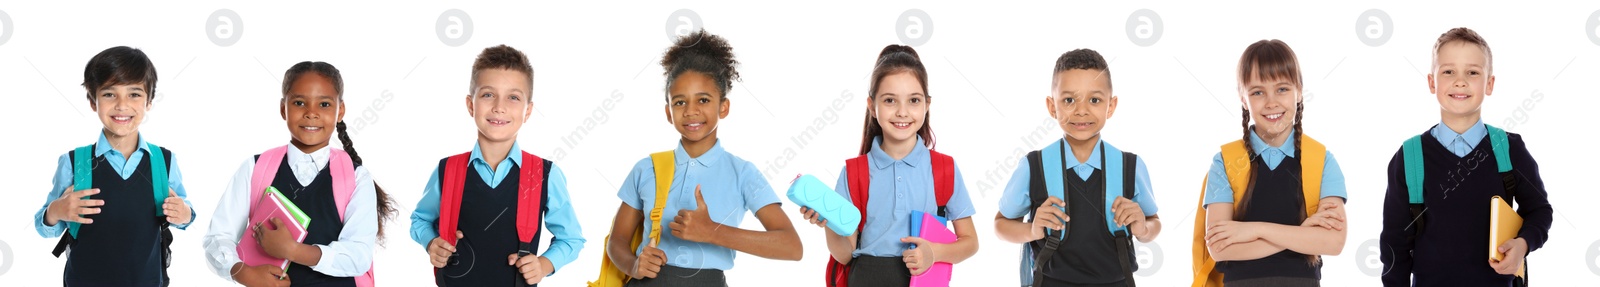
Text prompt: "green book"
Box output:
[[265, 186, 312, 229]]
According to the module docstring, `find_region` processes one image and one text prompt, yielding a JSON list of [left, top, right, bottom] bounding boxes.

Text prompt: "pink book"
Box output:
[[909, 210, 955, 287], [237, 187, 310, 271]]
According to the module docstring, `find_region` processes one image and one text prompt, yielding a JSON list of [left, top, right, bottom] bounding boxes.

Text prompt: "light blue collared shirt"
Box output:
[[1203, 130, 1347, 206], [615, 140, 781, 271], [998, 138, 1159, 220], [1430, 120, 1487, 158], [409, 142, 586, 274], [36, 133, 194, 237], [835, 136, 976, 257]]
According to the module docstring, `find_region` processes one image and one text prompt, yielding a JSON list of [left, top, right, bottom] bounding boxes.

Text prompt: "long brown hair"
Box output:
[[282, 61, 399, 244], [858, 44, 935, 155], [1233, 40, 1313, 265]]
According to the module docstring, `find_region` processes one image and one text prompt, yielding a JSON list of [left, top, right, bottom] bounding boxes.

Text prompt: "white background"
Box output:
[[1, 1, 1597, 286]]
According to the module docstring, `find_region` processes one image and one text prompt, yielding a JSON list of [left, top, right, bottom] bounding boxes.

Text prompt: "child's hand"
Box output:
[[163, 189, 191, 225], [255, 218, 299, 260], [1111, 197, 1145, 231], [427, 231, 464, 268], [1489, 237, 1528, 275], [46, 186, 102, 225], [232, 263, 290, 287], [669, 185, 718, 243], [799, 206, 828, 229], [1206, 221, 1262, 251], [631, 241, 668, 279], [1030, 196, 1069, 241], [900, 237, 937, 276], [509, 254, 547, 284]]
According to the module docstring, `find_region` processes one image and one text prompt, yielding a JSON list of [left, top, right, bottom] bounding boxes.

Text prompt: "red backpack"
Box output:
[[436, 151, 550, 287], [825, 151, 955, 287]]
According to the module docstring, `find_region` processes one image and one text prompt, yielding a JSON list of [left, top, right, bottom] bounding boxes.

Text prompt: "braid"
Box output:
[[1234, 107, 1256, 220], [336, 121, 398, 245], [1292, 101, 1318, 266]]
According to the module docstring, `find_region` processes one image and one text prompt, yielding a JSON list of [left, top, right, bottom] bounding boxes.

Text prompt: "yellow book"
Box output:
[[1489, 195, 1526, 277]]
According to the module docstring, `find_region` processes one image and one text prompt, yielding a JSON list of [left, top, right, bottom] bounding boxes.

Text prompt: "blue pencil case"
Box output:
[[786, 174, 862, 236]]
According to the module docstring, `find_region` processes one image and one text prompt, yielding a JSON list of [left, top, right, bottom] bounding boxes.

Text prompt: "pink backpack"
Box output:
[[244, 145, 374, 287]]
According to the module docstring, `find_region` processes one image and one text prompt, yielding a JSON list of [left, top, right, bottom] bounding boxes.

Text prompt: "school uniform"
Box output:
[[409, 142, 586, 286], [615, 140, 781, 287], [35, 134, 195, 287], [837, 136, 976, 286], [1379, 121, 1552, 287], [1201, 130, 1346, 285], [998, 138, 1157, 287], [203, 146, 377, 287]]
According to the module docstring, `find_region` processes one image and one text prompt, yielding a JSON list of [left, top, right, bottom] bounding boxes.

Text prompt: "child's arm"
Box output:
[[1118, 157, 1162, 242], [1207, 199, 1347, 257], [409, 167, 444, 248], [931, 165, 980, 264], [163, 153, 198, 229], [1244, 197, 1347, 255], [1205, 203, 1285, 261], [606, 202, 661, 279], [262, 166, 379, 276], [994, 156, 1060, 244], [534, 165, 586, 275], [676, 200, 803, 261], [202, 159, 258, 281], [1378, 149, 1415, 286], [1509, 136, 1553, 252], [669, 163, 803, 261], [802, 167, 865, 264], [36, 153, 79, 237]]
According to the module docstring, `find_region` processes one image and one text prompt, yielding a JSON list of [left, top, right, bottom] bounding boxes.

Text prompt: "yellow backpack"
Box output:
[[588, 151, 675, 287], [1190, 136, 1325, 287]]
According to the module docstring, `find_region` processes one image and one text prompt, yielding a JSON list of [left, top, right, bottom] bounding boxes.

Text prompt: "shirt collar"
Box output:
[[470, 141, 524, 168], [1429, 120, 1487, 147], [1248, 129, 1298, 158], [1059, 138, 1104, 170], [868, 135, 929, 169], [674, 139, 726, 167], [287, 144, 331, 170], [93, 133, 150, 157]]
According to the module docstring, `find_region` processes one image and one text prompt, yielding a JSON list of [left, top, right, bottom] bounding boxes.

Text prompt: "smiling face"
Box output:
[[1429, 41, 1495, 119], [466, 68, 533, 145], [663, 71, 729, 144], [1049, 69, 1117, 142], [871, 72, 928, 145], [90, 82, 151, 139], [1239, 68, 1301, 141], [281, 72, 345, 151]]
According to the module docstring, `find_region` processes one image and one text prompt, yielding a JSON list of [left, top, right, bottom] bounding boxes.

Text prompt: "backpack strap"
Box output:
[[1040, 141, 1069, 241], [65, 145, 95, 239], [827, 155, 872, 287], [517, 152, 547, 247], [514, 153, 548, 287], [1024, 141, 1072, 287], [438, 153, 472, 246], [148, 143, 169, 216], [1113, 145, 1140, 287], [249, 146, 291, 216], [1486, 125, 1513, 173], [929, 151, 955, 216], [1102, 142, 1127, 234], [647, 151, 675, 246], [1300, 136, 1327, 218], [329, 149, 357, 220]]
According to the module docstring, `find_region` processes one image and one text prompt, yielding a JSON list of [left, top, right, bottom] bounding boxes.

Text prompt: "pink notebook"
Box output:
[[909, 210, 955, 287], [237, 187, 310, 271]]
